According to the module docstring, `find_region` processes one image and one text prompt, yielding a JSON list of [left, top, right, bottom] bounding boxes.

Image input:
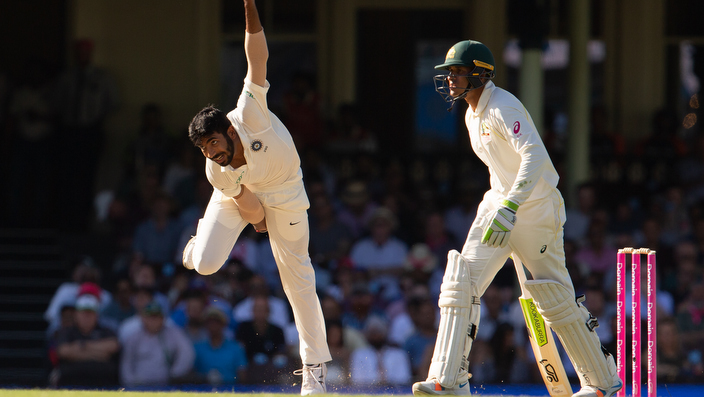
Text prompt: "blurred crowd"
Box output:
[[1, 40, 703, 390]]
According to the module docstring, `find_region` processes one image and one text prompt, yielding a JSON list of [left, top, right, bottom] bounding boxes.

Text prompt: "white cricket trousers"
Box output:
[[191, 188, 332, 365], [462, 188, 574, 296]]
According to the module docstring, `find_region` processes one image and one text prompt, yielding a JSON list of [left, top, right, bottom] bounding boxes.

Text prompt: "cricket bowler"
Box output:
[[181, 1, 331, 394]]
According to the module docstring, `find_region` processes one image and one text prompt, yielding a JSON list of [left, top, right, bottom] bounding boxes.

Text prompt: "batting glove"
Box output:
[[481, 199, 519, 248]]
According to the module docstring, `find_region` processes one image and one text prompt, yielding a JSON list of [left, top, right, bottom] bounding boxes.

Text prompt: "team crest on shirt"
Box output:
[[481, 122, 492, 144], [251, 139, 263, 151]]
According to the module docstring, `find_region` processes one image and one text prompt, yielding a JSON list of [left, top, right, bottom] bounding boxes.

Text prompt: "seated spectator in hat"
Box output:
[[120, 301, 195, 387], [193, 306, 248, 385], [44, 258, 112, 336], [235, 295, 290, 384], [52, 292, 120, 387], [349, 315, 411, 386], [118, 285, 176, 344]]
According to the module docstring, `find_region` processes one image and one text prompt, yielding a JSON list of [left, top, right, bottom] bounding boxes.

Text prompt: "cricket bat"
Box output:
[[513, 255, 573, 397]]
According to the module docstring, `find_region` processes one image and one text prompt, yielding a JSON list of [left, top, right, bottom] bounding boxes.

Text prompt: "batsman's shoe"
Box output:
[[412, 376, 470, 396], [294, 363, 327, 395], [572, 350, 622, 397], [571, 379, 622, 397], [182, 236, 196, 270]]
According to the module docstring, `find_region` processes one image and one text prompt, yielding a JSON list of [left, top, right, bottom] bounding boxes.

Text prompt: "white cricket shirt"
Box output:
[[466, 81, 559, 206], [205, 78, 306, 208]]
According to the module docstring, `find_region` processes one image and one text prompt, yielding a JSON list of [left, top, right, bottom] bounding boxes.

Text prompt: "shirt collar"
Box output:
[[472, 81, 496, 115]]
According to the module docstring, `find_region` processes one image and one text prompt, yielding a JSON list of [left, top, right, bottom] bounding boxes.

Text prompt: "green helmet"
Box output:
[[433, 40, 496, 108], [434, 40, 495, 72]]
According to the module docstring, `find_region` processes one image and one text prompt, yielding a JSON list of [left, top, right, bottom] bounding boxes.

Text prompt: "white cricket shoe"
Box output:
[[294, 363, 327, 395], [412, 376, 470, 396], [571, 379, 622, 397], [182, 236, 196, 270], [572, 356, 623, 397]]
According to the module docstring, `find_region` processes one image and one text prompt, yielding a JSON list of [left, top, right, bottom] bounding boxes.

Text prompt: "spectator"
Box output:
[[118, 286, 176, 344], [53, 38, 119, 231], [443, 183, 481, 244], [341, 283, 385, 333], [564, 182, 598, 244], [282, 71, 323, 151], [336, 180, 379, 239], [349, 207, 409, 307], [235, 296, 290, 384], [45, 258, 112, 336], [120, 301, 195, 387], [232, 275, 291, 330], [126, 102, 174, 178], [100, 277, 136, 332], [326, 103, 378, 154], [324, 319, 351, 387], [349, 316, 411, 386], [574, 213, 617, 277], [657, 317, 688, 383], [489, 322, 531, 383], [476, 284, 511, 343], [6, 57, 57, 227], [193, 306, 248, 385], [676, 281, 704, 352], [309, 192, 354, 272], [403, 295, 438, 380], [53, 292, 120, 387], [131, 191, 181, 267], [320, 294, 368, 352], [170, 288, 209, 343]]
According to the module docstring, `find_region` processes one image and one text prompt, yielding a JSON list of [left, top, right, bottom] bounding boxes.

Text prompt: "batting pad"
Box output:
[[524, 280, 617, 389], [428, 250, 479, 387]]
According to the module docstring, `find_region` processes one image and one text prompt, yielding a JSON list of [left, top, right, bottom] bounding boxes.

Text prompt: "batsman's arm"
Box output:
[[513, 255, 573, 397], [244, 0, 267, 87]]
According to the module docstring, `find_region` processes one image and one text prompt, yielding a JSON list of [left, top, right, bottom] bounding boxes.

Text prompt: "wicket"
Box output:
[[616, 248, 657, 397]]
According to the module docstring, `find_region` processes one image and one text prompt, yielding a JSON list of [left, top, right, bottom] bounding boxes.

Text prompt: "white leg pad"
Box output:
[[524, 280, 617, 389], [428, 250, 480, 388]]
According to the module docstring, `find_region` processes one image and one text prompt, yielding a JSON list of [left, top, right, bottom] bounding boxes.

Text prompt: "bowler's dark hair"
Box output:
[[188, 105, 231, 146]]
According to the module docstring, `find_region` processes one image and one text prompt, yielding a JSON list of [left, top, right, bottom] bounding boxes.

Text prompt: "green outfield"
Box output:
[[1, 392, 319, 397]]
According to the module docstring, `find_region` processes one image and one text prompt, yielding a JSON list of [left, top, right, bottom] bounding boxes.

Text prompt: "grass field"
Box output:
[[4, 383, 704, 397]]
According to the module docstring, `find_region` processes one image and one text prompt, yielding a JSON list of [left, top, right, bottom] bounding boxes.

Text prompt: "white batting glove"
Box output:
[[481, 199, 519, 248]]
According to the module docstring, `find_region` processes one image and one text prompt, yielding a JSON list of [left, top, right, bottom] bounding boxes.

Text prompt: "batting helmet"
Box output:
[[433, 40, 496, 108]]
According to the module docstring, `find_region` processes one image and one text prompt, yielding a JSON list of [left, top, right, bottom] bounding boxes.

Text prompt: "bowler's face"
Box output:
[[198, 131, 234, 167]]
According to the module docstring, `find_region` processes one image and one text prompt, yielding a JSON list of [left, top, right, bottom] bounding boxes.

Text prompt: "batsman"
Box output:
[[411, 40, 622, 397]]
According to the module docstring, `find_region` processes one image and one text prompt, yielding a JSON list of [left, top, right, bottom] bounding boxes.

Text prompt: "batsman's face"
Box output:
[[198, 129, 236, 167], [446, 66, 472, 97]]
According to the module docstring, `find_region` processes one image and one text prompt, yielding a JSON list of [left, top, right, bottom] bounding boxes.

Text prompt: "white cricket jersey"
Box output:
[[466, 81, 559, 206], [205, 78, 307, 209]]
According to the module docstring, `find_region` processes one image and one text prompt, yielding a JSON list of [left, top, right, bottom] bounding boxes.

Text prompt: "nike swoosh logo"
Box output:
[[459, 382, 468, 388], [290, 221, 301, 225]]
